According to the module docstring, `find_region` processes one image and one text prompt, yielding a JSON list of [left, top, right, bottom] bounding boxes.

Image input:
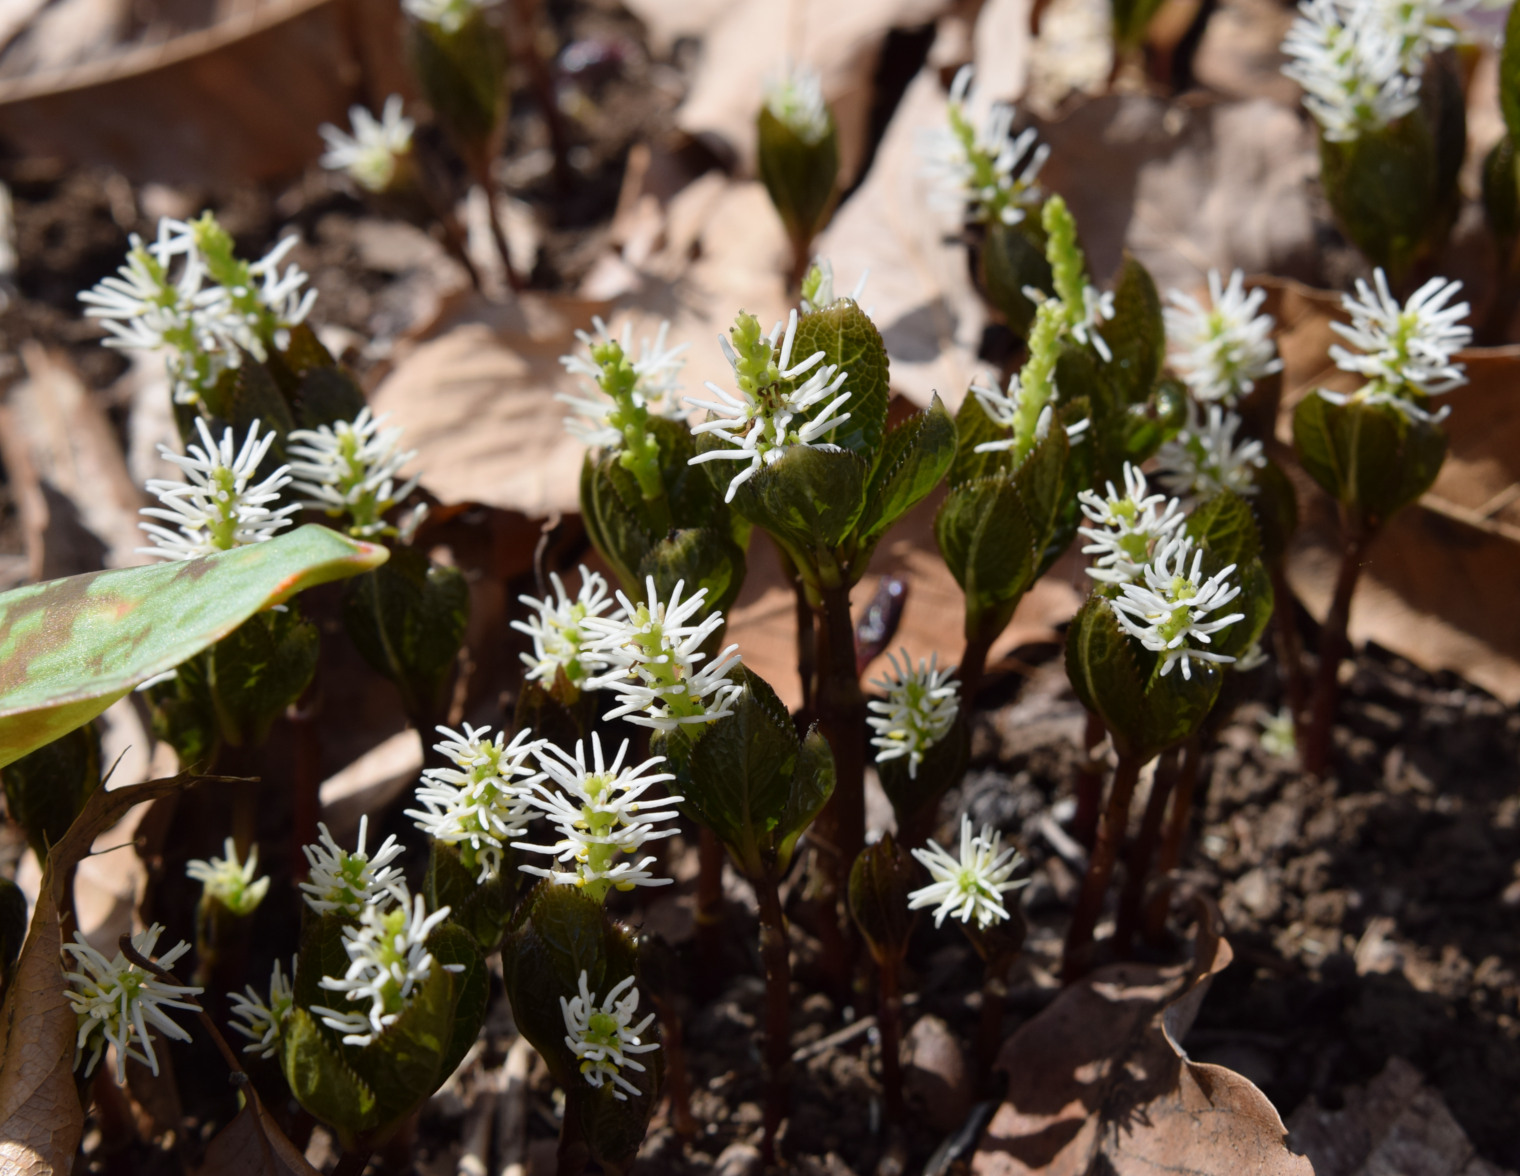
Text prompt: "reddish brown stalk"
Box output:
[[1269, 563, 1309, 744], [289, 690, 322, 884], [1113, 748, 1179, 955], [755, 869, 794, 1162], [507, 0, 572, 195], [694, 827, 727, 999], [1062, 753, 1143, 982], [1071, 712, 1106, 850], [813, 582, 865, 989], [651, 993, 696, 1140], [957, 626, 994, 705], [1142, 735, 1202, 946], [1302, 529, 1369, 775], [876, 958, 905, 1119]]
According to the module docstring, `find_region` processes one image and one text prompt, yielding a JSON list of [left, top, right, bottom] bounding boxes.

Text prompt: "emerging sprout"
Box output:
[[406, 725, 543, 882], [866, 649, 960, 780], [313, 887, 459, 1045], [186, 837, 270, 917], [228, 959, 295, 1058], [1164, 269, 1283, 405], [64, 924, 202, 1082], [1155, 404, 1267, 500], [512, 567, 621, 687], [1077, 462, 1185, 586], [287, 408, 420, 538], [920, 65, 1049, 228], [319, 95, 415, 192], [138, 418, 297, 561], [1110, 533, 1245, 679], [298, 815, 406, 917], [560, 971, 660, 1101], [907, 814, 1027, 930], [687, 309, 851, 502], [515, 734, 683, 900]]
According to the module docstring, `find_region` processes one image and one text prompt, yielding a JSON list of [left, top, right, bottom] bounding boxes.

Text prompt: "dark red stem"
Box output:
[[1113, 748, 1178, 955], [1302, 529, 1369, 775], [755, 869, 794, 1163], [1063, 752, 1143, 982]]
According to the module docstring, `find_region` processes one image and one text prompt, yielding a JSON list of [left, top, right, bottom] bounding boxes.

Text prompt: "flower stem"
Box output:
[[1270, 562, 1310, 746], [1302, 526, 1369, 775], [1063, 750, 1143, 982], [1142, 734, 1202, 945], [813, 582, 865, 990], [694, 826, 727, 998], [1071, 711, 1106, 851], [957, 625, 994, 704], [755, 867, 794, 1163], [1113, 747, 1179, 955], [876, 957, 904, 1120]]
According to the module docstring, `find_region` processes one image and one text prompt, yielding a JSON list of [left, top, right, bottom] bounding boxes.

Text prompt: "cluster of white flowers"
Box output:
[[867, 650, 960, 779], [1280, 0, 1464, 142], [287, 408, 419, 538], [186, 837, 270, 916], [80, 215, 314, 405], [1110, 533, 1245, 679], [406, 725, 542, 881], [582, 576, 744, 731], [560, 971, 660, 1101], [512, 567, 620, 687], [558, 317, 689, 449], [228, 959, 295, 1058], [800, 258, 870, 316], [921, 65, 1049, 227], [908, 814, 1027, 930], [969, 370, 1091, 455], [1155, 404, 1267, 500], [139, 418, 297, 561], [1077, 462, 1185, 585], [64, 925, 202, 1082], [402, 0, 498, 33], [765, 61, 831, 144], [299, 816, 406, 917], [1164, 269, 1282, 405], [320, 95, 414, 193], [688, 309, 851, 501], [1321, 268, 1470, 420], [514, 734, 683, 897], [313, 887, 461, 1045]]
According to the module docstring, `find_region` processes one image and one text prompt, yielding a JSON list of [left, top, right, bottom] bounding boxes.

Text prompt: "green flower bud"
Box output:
[[757, 65, 840, 255]]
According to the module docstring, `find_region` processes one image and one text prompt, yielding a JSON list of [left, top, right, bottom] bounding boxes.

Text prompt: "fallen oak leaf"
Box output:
[[0, 773, 205, 1176], [972, 902, 1311, 1175]]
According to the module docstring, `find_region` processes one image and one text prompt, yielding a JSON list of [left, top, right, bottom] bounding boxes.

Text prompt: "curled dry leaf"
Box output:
[[195, 1090, 319, 1176], [0, 774, 198, 1176], [972, 903, 1312, 1175], [1263, 276, 1520, 704]]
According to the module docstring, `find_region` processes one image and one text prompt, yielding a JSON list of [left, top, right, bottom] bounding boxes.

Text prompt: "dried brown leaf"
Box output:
[[195, 1090, 319, 1176], [973, 904, 1312, 1175], [0, 774, 195, 1175]]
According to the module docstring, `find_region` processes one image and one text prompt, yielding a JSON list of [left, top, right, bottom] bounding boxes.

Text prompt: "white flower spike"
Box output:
[[558, 317, 689, 449], [402, 0, 499, 34], [867, 649, 960, 779], [765, 61, 831, 145], [1154, 404, 1267, 500], [138, 417, 297, 561], [298, 815, 406, 917], [514, 734, 683, 899], [1164, 269, 1282, 405], [1110, 534, 1245, 679], [406, 724, 543, 882], [582, 576, 743, 731], [512, 567, 622, 688], [287, 407, 419, 538], [1282, 0, 1420, 143], [560, 971, 660, 1101], [186, 837, 270, 916], [970, 371, 1091, 455], [920, 65, 1049, 227], [313, 887, 460, 1046], [228, 959, 295, 1058], [686, 309, 851, 502], [1326, 268, 1470, 408], [1076, 462, 1185, 585], [64, 924, 202, 1082], [320, 95, 414, 192], [908, 814, 1027, 930]]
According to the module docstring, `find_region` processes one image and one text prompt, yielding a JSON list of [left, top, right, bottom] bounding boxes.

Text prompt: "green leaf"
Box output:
[[775, 725, 835, 875], [1504, 0, 1520, 143], [876, 713, 968, 842], [1250, 458, 1300, 568], [202, 354, 296, 458], [581, 452, 655, 595], [1097, 256, 1165, 408], [292, 913, 353, 1019], [425, 842, 515, 954], [978, 217, 1053, 337], [343, 546, 469, 722], [1293, 393, 1447, 530], [408, 12, 507, 164], [718, 441, 868, 579], [1121, 378, 1188, 466], [1185, 489, 1261, 572], [0, 525, 386, 770], [757, 106, 840, 247], [856, 394, 956, 545], [0, 722, 101, 861], [282, 1008, 379, 1144], [1112, 0, 1167, 48], [1482, 134, 1520, 245], [206, 605, 319, 747], [935, 474, 1039, 641], [792, 298, 891, 461], [682, 668, 802, 878], [636, 527, 748, 619], [848, 834, 920, 967], [948, 387, 1006, 487]]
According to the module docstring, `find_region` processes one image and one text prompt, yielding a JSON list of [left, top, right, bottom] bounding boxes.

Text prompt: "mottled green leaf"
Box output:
[[581, 452, 655, 596], [1293, 392, 1447, 530], [792, 298, 891, 461], [876, 713, 968, 843], [0, 526, 386, 770], [775, 725, 835, 875], [717, 441, 868, 577], [425, 843, 515, 954], [949, 387, 1006, 488]]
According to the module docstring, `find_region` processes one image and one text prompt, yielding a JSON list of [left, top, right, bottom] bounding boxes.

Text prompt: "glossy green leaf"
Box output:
[[948, 387, 1006, 488], [581, 452, 655, 595], [202, 353, 296, 460], [775, 726, 835, 875], [1293, 392, 1447, 530], [1502, 0, 1520, 145], [792, 298, 891, 461], [1186, 490, 1273, 661], [848, 834, 920, 967], [1482, 134, 1520, 245], [857, 394, 956, 545], [1098, 256, 1165, 406], [343, 546, 469, 722], [0, 525, 386, 770], [637, 527, 748, 620], [425, 842, 516, 954], [978, 217, 1052, 337], [757, 106, 840, 247], [717, 441, 868, 581], [1250, 458, 1300, 568], [282, 1009, 379, 1144]]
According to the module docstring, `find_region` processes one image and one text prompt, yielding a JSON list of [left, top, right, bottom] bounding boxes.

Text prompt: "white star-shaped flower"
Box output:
[[1165, 269, 1283, 405], [908, 814, 1027, 930], [1110, 533, 1245, 679], [560, 971, 660, 1101], [867, 649, 960, 779]]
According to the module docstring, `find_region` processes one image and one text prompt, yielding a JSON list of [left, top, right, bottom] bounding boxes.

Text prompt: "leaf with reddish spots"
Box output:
[[0, 525, 387, 769]]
